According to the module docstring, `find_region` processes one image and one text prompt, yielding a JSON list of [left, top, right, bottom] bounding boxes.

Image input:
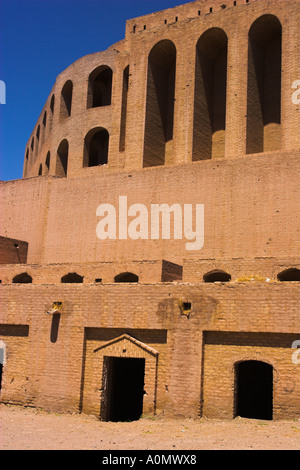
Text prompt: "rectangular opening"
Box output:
[[102, 357, 145, 422]]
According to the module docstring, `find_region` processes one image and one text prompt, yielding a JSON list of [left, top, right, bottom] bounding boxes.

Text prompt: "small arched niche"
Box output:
[[203, 269, 231, 283], [277, 268, 300, 282], [61, 272, 84, 283], [114, 272, 139, 283], [12, 272, 32, 284]]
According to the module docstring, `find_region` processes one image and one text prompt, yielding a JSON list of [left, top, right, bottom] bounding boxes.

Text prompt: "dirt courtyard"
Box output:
[[0, 404, 299, 450]]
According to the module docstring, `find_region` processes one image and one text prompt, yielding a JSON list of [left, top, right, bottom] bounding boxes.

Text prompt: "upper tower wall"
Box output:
[[23, 0, 300, 179]]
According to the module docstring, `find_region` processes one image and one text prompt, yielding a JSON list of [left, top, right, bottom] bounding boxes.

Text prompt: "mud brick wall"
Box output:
[[1, 151, 299, 266], [0, 237, 28, 265], [0, 282, 299, 418]]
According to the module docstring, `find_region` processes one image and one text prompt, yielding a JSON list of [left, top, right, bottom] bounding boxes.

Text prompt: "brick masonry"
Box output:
[[0, 0, 299, 421]]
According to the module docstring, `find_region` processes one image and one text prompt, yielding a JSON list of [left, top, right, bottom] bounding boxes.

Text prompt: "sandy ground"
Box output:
[[0, 404, 299, 450]]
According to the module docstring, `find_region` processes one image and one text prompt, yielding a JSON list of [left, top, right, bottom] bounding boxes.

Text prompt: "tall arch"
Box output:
[[87, 66, 113, 108], [35, 126, 40, 156], [50, 94, 55, 130], [192, 28, 228, 161], [45, 151, 50, 174], [143, 39, 177, 167], [60, 80, 73, 120], [56, 139, 69, 177], [83, 127, 109, 167], [119, 65, 129, 152], [246, 15, 282, 154]]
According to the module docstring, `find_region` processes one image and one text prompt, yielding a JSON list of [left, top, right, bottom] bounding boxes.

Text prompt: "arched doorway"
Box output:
[[235, 360, 273, 420]]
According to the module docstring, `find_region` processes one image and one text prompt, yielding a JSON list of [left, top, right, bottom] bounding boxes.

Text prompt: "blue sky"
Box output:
[[0, 0, 191, 181]]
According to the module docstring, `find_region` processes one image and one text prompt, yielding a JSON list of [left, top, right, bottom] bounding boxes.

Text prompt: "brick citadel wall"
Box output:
[[0, 0, 299, 421]]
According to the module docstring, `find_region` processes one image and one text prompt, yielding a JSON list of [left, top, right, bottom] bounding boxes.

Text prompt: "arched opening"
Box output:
[[143, 40, 176, 167], [203, 270, 231, 283], [87, 66, 113, 108], [246, 15, 282, 154], [235, 361, 273, 420], [60, 80, 73, 120], [50, 94, 55, 130], [193, 28, 228, 161], [119, 65, 129, 152], [277, 268, 300, 282], [12, 272, 32, 284], [35, 126, 40, 156], [61, 272, 84, 283], [45, 151, 50, 174], [83, 128, 109, 167], [42, 111, 47, 144], [56, 139, 69, 177], [114, 272, 139, 283], [38, 164, 43, 176], [50, 94, 55, 114], [31, 137, 34, 153]]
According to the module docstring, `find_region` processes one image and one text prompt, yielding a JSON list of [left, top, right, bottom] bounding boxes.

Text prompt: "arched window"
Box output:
[[246, 15, 282, 154], [45, 151, 50, 174], [203, 270, 231, 283], [83, 128, 109, 167], [35, 126, 40, 156], [61, 272, 84, 283], [60, 80, 73, 120], [12, 272, 32, 284], [42, 111, 47, 144], [38, 164, 43, 176], [31, 137, 34, 153], [87, 66, 113, 108], [50, 94, 55, 114], [277, 268, 300, 282], [193, 28, 228, 161], [56, 139, 69, 177], [143, 40, 176, 167], [119, 65, 129, 152], [50, 94, 55, 130], [114, 272, 139, 283]]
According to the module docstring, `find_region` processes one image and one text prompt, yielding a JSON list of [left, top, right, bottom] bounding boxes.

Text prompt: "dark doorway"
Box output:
[[104, 357, 145, 422], [235, 361, 273, 420], [0, 364, 2, 395]]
